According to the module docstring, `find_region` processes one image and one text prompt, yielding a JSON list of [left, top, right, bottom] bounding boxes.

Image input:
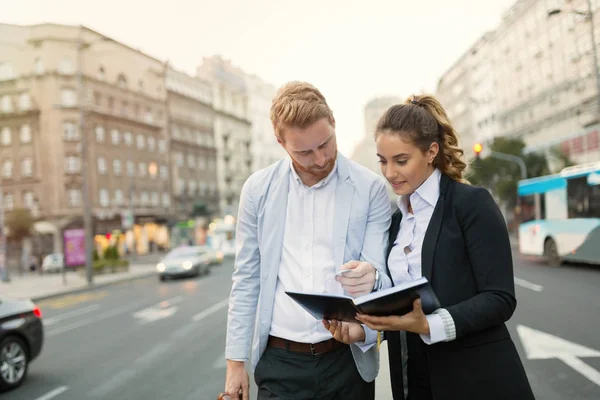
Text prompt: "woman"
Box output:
[[330, 95, 535, 400]]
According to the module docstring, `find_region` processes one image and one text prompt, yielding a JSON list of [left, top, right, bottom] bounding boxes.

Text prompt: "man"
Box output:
[[224, 81, 392, 399]]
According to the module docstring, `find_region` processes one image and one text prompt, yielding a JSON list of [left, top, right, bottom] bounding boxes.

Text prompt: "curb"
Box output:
[[31, 271, 156, 302]]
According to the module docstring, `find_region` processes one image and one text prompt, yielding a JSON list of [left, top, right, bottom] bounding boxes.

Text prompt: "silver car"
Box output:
[[156, 246, 212, 281]]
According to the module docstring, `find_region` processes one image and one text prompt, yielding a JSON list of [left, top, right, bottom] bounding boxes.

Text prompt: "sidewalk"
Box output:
[[0, 263, 156, 301]]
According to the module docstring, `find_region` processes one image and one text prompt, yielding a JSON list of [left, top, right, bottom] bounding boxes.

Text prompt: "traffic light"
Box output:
[[473, 143, 483, 159]]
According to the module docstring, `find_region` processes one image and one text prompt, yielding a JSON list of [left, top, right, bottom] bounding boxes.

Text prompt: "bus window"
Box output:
[[520, 195, 536, 223], [568, 177, 600, 218]]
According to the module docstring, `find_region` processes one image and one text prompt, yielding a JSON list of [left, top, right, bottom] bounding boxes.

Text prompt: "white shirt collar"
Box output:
[[397, 169, 442, 215]]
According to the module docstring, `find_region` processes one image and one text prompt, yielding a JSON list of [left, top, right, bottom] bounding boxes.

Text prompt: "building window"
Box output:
[[34, 57, 44, 75], [95, 126, 105, 142], [98, 66, 105, 81], [0, 62, 15, 81], [188, 180, 196, 195], [114, 189, 124, 206], [175, 152, 183, 167], [58, 57, 74, 75], [97, 157, 107, 175], [113, 159, 122, 176], [198, 157, 207, 170], [161, 192, 170, 207], [124, 131, 133, 146], [187, 154, 196, 168], [63, 121, 79, 141], [117, 74, 127, 89], [138, 162, 147, 177], [140, 192, 149, 206], [144, 108, 153, 124], [177, 179, 185, 195], [2, 160, 13, 178], [65, 156, 81, 173], [3, 193, 14, 211], [21, 158, 33, 177], [23, 191, 35, 209], [151, 192, 159, 206], [20, 125, 32, 143], [159, 165, 168, 179], [60, 88, 77, 107], [18, 93, 31, 111], [1, 127, 11, 145], [99, 189, 109, 207], [158, 139, 166, 153], [147, 137, 156, 152], [111, 129, 120, 145], [126, 160, 135, 177], [210, 182, 217, 194], [172, 125, 180, 139], [1, 96, 12, 113], [136, 134, 145, 150], [68, 189, 81, 207]]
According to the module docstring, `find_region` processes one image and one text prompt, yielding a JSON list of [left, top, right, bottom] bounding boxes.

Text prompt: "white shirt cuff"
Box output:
[[420, 308, 456, 345], [354, 325, 378, 352]]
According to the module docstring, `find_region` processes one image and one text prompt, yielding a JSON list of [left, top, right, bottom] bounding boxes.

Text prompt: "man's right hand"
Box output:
[[224, 360, 249, 400]]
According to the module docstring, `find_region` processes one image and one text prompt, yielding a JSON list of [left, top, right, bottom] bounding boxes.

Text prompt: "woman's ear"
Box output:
[[428, 142, 440, 164]]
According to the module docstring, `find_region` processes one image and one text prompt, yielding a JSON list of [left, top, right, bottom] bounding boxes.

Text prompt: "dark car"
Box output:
[[0, 297, 44, 392]]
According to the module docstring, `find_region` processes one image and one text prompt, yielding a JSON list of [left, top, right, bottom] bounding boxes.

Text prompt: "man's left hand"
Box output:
[[322, 320, 365, 344], [336, 260, 376, 297]]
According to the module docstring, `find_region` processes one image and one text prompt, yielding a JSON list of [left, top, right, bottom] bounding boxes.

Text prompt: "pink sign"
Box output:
[[64, 228, 86, 267]]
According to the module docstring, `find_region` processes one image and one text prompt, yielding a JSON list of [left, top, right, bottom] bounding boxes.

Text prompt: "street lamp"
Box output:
[[548, 0, 600, 121]]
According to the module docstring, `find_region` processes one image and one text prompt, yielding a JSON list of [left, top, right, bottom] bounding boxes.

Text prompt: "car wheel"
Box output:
[[159, 275, 166, 282], [0, 335, 29, 391], [544, 238, 560, 266]]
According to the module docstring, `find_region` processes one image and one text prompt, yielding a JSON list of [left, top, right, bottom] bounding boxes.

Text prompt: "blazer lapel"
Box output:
[[261, 161, 290, 281], [421, 174, 451, 281], [333, 154, 354, 270]]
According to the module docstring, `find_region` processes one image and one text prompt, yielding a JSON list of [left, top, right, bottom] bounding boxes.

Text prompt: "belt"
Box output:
[[267, 335, 346, 355]]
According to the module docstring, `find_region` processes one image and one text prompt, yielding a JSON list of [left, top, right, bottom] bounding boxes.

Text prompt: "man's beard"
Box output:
[[291, 154, 336, 180]]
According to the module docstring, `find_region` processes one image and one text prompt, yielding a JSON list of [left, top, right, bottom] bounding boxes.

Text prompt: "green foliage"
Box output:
[[467, 137, 573, 207], [5, 208, 34, 240]]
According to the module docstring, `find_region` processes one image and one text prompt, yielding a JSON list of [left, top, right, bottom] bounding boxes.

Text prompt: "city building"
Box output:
[[197, 55, 252, 216], [0, 23, 171, 258]]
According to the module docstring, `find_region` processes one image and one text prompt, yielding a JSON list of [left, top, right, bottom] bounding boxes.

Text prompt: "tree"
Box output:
[[5, 207, 34, 241], [467, 137, 573, 208], [191, 201, 210, 218]]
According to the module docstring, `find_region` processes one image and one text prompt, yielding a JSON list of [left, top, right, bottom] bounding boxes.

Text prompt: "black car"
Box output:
[[0, 297, 44, 392]]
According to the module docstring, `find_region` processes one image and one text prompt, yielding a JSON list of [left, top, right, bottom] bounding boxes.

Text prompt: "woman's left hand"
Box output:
[[355, 299, 430, 335]]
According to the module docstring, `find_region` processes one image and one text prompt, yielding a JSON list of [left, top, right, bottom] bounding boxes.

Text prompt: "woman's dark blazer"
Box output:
[[385, 173, 535, 400]]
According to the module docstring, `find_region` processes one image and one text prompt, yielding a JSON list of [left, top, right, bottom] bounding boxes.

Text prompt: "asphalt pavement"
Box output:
[[3, 253, 600, 399]]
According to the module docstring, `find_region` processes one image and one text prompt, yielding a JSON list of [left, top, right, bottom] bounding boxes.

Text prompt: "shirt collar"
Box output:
[[397, 169, 441, 215], [289, 157, 338, 188]]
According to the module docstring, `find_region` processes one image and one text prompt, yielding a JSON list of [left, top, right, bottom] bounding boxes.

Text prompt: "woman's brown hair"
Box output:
[[375, 94, 469, 184]]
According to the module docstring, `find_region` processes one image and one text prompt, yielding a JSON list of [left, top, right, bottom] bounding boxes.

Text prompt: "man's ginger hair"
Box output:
[[270, 81, 335, 140]]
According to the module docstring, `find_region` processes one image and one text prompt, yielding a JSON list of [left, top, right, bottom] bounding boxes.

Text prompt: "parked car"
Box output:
[[41, 253, 64, 273], [156, 246, 213, 281], [195, 246, 224, 266], [0, 297, 44, 392]]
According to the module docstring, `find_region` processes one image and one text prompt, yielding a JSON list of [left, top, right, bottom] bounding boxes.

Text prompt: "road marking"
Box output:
[[89, 369, 137, 398], [132, 296, 183, 324], [46, 300, 148, 337], [517, 325, 600, 387], [43, 304, 101, 327], [514, 277, 544, 292], [34, 386, 69, 400], [192, 298, 229, 322], [38, 291, 108, 309]]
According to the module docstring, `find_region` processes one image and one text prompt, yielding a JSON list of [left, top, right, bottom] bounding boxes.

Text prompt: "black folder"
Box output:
[[286, 277, 440, 323]]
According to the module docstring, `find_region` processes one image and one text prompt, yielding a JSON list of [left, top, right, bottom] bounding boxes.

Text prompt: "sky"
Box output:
[[2, 0, 516, 156]]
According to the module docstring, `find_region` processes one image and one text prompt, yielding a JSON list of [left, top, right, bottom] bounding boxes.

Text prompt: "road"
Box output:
[[3, 254, 600, 399]]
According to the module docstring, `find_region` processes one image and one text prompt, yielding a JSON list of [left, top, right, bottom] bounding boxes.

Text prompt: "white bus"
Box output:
[[517, 162, 600, 265]]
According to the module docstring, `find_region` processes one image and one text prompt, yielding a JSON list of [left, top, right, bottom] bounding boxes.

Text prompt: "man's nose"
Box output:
[[314, 150, 327, 167]]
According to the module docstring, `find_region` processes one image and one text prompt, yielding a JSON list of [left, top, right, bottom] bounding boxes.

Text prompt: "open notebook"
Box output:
[[286, 277, 440, 323]]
